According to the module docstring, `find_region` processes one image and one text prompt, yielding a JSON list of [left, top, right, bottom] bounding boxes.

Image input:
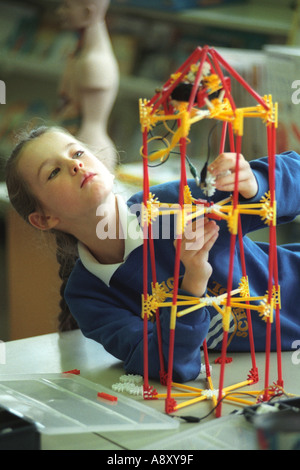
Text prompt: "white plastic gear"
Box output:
[[119, 374, 143, 384], [112, 374, 144, 396], [202, 389, 219, 398], [112, 382, 126, 393], [203, 169, 231, 197], [203, 172, 216, 197], [112, 381, 144, 396], [200, 363, 212, 374], [128, 385, 144, 396]]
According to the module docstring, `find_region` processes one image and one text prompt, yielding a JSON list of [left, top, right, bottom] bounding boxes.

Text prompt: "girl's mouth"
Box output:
[[81, 172, 96, 188]]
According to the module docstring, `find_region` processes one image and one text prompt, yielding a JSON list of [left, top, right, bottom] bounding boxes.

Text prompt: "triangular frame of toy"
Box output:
[[139, 45, 282, 417]]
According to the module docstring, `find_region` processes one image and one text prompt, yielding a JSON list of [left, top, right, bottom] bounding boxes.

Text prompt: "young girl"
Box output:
[[5, 126, 300, 382]]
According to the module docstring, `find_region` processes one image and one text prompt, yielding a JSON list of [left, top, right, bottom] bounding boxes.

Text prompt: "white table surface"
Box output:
[[0, 330, 299, 450]]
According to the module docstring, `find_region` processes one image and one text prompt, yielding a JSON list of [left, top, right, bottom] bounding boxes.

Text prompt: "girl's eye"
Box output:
[[73, 150, 84, 159], [48, 168, 60, 180]]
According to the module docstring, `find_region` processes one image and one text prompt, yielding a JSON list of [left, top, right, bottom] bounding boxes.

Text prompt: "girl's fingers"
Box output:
[[203, 227, 219, 252], [208, 152, 248, 176], [208, 152, 258, 199], [215, 167, 248, 190], [180, 219, 219, 253], [208, 152, 237, 174]]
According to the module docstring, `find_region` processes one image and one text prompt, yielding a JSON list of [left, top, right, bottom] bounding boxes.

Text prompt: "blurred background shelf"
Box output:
[[109, 1, 295, 37]]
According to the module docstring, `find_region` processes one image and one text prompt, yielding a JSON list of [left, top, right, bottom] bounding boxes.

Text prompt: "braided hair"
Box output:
[[5, 126, 79, 331]]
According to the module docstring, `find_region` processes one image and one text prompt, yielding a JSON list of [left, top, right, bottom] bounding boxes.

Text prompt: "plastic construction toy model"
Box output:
[[138, 45, 282, 418]]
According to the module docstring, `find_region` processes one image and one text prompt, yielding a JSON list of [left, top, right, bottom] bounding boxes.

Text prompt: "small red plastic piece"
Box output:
[[214, 356, 232, 364], [143, 384, 158, 400], [165, 397, 177, 414], [97, 392, 118, 402], [247, 367, 259, 384], [159, 371, 168, 386], [63, 369, 80, 375]]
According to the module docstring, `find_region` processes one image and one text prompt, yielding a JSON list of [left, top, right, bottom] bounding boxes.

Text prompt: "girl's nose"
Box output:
[[71, 160, 83, 174]]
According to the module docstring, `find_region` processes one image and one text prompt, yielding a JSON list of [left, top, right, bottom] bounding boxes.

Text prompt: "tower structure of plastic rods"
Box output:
[[139, 46, 282, 418]]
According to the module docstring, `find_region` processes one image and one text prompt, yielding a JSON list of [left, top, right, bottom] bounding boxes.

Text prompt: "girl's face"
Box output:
[[18, 130, 115, 231]]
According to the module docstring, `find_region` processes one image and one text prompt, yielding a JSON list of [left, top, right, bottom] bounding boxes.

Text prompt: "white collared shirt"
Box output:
[[78, 194, 144, 286]]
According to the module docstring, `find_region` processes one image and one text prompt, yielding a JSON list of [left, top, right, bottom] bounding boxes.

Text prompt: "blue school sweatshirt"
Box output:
[[65, 151, 300, 382]]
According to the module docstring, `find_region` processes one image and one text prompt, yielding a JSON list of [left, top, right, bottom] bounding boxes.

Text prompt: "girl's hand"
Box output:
[[208, 152, 258, 200], [175, 218, 219, 297]]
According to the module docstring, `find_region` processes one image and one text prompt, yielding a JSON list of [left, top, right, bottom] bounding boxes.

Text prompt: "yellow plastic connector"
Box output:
[[258, 296, 274, 323], [178, 106, 191, 139], [203, 74, 222, 94], [183, 63, 200, 83], [207, 97, 231, 120], [141, 194, 160, 227], [147, 193, 160, 225], [175, 208, 185, 238], [139, 98, 156, 133], [273, 285, 281, 309], [222, 305, 232, 332], [263, 95, 278, 127], [184, 185, 193, 204], [232, 108, 244, 136], [141, 203, 147, 227], [152, 282, 168, 303], [267, 285, 281, 309], [260, 192, 276, 226], [239, 276, 250, 297], [227, 207, 239, 234], [141, 294, 158, 320], [170, 72, 182, 84]]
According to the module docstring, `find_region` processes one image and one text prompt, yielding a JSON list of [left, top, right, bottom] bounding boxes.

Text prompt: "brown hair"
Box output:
[[5, 126, 78, 331]]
